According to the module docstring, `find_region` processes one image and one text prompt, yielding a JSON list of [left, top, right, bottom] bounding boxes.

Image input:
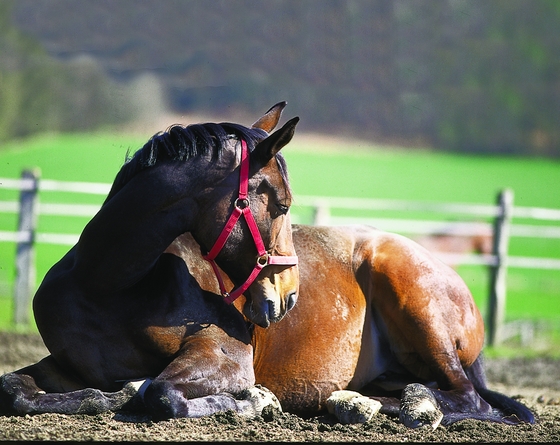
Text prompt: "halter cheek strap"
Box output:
[[203, 139, 298, 304]]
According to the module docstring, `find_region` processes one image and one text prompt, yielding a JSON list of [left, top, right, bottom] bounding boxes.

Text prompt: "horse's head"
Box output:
[[191, 102, 300, 328]]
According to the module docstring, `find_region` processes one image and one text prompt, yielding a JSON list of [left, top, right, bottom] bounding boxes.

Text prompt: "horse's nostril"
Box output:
[[265, 299, 275, 322], [286, 292, 298, 311]]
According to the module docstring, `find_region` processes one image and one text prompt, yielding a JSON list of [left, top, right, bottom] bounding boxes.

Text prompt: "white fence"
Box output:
[[292, 194, 560, 270], [1, 170, 560, 346]]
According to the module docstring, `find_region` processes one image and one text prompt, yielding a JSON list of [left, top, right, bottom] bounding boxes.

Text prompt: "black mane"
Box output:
[[104, 122, 267, 203]]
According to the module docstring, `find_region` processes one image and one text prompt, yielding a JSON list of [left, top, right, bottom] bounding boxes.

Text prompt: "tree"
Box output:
[[0, 1, 131, 143]]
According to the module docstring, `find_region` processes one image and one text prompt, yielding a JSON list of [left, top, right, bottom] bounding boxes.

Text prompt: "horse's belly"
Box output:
[[347, 310, 393, 390], [255, 344, 360, 414]]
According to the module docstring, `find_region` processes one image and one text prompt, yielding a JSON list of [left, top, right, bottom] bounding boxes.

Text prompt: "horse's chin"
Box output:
[[247, 312, 272, 329], [242, 301, 280, 328], [242, 294, 293, 328]]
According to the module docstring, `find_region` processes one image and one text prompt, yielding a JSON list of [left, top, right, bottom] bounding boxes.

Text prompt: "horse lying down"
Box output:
[[0, 224, 535, 428], [0, 103, 534, 428], [170, 226, 535, 429]]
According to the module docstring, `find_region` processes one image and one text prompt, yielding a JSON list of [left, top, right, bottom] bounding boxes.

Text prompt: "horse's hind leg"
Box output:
[[463, 355, 534, 424], [0, 356, 138, 415], [395, 342, 494, 428], [400, 354, 534, 427], [142, 334, 280, 420]]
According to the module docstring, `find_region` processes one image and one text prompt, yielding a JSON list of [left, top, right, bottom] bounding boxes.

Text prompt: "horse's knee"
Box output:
[[143, 379, 240, 420], [143, 379, 238, 420], [143, 380, 188, 420], [143, 380, 279, 420]]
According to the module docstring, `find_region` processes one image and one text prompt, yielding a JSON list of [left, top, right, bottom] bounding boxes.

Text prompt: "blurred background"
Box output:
[[1, 0, 559, 351], [2, 0, 559, 157]]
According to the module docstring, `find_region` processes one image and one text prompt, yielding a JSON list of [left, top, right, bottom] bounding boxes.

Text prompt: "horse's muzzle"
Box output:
[[244, 286, 298, 328]]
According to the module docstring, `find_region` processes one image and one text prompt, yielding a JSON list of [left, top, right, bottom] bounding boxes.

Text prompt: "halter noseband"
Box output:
[[203, 139, 298, 304]]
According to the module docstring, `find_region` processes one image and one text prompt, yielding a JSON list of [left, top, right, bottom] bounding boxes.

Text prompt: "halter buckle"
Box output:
[[256, 253, 269, 267], [234, 198, 249, 209]]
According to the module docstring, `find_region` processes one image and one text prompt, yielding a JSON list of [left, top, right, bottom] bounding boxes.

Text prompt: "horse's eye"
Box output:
[[276, 203, 289, 215]]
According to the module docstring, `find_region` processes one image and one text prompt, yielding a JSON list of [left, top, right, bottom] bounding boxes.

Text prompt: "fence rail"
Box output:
[[1, 171, 560, 346]]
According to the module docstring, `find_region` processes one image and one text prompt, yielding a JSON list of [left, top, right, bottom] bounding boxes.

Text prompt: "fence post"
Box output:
[[313, 200, 330, 225], [486, 188, 514, 347], [13, 168, 40, 327]]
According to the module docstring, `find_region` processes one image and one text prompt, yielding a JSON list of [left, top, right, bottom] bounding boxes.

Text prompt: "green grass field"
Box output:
[[282, 137, 560, 356], [1, 130, 559, 354]]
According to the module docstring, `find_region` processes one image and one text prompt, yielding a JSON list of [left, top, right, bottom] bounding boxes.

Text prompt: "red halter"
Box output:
[[203, 139, 298, 304]]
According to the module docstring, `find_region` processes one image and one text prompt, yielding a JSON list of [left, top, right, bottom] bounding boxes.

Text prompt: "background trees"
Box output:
[[3, 0, 559, 157]]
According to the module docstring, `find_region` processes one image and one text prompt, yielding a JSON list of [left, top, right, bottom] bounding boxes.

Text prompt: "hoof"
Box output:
[[121, 379, 152, 412], [124, 379, 152, 399], [237, 385, 282, 418], [326, 390, 381, 424], [400, 383, 443, 429]]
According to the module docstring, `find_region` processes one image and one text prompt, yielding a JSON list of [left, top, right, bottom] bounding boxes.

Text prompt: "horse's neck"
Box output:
[[72, 163, 209, 291]]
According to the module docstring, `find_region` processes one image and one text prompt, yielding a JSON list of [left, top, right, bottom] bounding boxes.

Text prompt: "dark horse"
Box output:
[[0, 102, 300, 420]]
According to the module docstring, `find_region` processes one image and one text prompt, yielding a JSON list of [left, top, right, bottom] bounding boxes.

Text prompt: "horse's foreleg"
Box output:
[[0, 373, 138, 415], [141, 334, 280, 420], [0, 366, 138, 416], [143, 379, 280, 420]]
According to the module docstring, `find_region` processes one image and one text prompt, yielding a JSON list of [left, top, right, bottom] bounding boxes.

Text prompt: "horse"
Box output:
[[0, 102, 300, 420], [413, 222, 493, 269], [162, 110, 534, 428], [1, 103, 535, 429], [174, 224, 535, 429]]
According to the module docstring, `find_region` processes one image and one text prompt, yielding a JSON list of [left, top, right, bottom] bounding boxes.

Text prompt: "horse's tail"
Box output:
[[465, 354, 536, 425]]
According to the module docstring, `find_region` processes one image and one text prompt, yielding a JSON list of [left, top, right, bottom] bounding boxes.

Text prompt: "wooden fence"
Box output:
[[1, 170, 560, 345]]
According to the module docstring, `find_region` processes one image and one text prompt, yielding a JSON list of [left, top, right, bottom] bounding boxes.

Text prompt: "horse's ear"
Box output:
[[251, 116, 299, 167], [251, 101, 288, 133]]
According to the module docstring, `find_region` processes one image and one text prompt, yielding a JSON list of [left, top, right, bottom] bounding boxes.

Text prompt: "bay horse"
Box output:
[[175, 225, 535, 429], [163, 110, 534, 428], [0, 102, 300, 420], [413, 222, 493, 269]]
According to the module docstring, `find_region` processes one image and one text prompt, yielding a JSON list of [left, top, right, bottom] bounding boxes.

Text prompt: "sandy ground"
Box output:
[[0, 332, 559, 442]]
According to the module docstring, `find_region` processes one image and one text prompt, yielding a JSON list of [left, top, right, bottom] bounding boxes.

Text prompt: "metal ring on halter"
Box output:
[[256, 253, 269, 267], [234, 198, 249, 209]]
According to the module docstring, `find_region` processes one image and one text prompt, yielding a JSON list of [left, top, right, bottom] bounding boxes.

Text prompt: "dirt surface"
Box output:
[[0, 332, 559, 442]]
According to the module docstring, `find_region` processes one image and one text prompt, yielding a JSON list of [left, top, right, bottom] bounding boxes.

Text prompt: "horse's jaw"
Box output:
[[242, 278, 298, 328]]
